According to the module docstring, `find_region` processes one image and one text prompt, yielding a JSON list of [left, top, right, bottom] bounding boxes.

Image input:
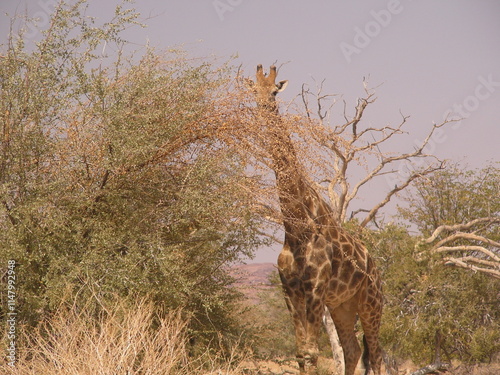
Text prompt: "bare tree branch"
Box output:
[[417, 217, 500, 278], [336, 93, 375, 135], [300, 78, 455, 226], [421, 217, 500, 244], [359, 163, 445, 227], [298, 77, 498, 280], [301, 83, 312, 120], [444, 257, 500, 279], [434, 245, 499, 261], [446, 256, 499, 269], [433, 232, 500, 253]]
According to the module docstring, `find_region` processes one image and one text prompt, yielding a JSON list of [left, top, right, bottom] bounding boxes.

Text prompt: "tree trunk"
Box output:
[[323, 308, 344, 375]]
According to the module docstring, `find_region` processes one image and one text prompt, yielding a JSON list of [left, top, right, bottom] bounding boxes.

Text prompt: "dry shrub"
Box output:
[[213, 84, 343, 229], [5, 297, 247, 375]]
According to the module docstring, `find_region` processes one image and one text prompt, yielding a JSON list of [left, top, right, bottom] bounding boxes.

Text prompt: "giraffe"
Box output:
[[247, 64, 384, 375]]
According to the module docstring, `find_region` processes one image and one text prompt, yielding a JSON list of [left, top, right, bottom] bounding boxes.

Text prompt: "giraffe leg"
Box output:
[[359, 307, 382, 375], [300, 291, 323, 373], [329, 303, 361, 375], [278, 272, 308, 373], [287, 290, 309, 372]]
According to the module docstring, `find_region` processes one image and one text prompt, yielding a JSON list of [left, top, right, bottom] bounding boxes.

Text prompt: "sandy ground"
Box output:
[[238, 357, 500, 374]]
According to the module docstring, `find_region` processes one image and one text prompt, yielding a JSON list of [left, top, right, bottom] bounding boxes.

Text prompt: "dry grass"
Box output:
[[4, 298, 247, 375]]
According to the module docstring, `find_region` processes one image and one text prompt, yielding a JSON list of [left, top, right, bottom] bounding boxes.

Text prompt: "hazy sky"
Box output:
[[1, 0, 499, 263]]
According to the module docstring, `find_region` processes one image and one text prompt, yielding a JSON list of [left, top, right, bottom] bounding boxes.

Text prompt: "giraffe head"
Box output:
[[247, 64, 288, 112]]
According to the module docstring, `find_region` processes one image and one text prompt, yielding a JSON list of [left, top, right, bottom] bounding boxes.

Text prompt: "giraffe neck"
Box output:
[[258, 107, 343, 250], [260, 110, 316, 237]]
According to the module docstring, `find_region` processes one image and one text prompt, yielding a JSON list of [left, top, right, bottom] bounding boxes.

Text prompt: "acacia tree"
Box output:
[[367, 224, 500, 365], [0, 1, 264, 348], [403, 165, 500, 279], [375, 164, 500, 364]]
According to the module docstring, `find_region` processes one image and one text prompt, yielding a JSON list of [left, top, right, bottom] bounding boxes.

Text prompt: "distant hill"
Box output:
[[231, 263, 278, 304]]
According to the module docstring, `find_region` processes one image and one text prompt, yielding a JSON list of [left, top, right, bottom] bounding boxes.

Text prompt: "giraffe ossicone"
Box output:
[[251, 64, 384, 375]]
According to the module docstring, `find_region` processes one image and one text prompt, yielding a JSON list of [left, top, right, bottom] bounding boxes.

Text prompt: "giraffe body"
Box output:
[[249, 65, 383, 375]]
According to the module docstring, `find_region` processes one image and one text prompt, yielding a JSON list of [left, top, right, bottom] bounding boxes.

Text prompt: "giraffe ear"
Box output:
[[276, 80, 288, 92]]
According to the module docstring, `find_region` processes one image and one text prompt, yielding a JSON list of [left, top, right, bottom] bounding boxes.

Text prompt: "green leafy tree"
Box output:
[[362, 224, 499, 365], [401, 164, 500, 279], [399, 164, 499, 234], [368, 165, 500, 364], [0, 0, 264, 349]]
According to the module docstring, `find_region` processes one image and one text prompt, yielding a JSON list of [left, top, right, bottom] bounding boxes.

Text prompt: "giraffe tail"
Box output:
[[362, 334, 370, 375]]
